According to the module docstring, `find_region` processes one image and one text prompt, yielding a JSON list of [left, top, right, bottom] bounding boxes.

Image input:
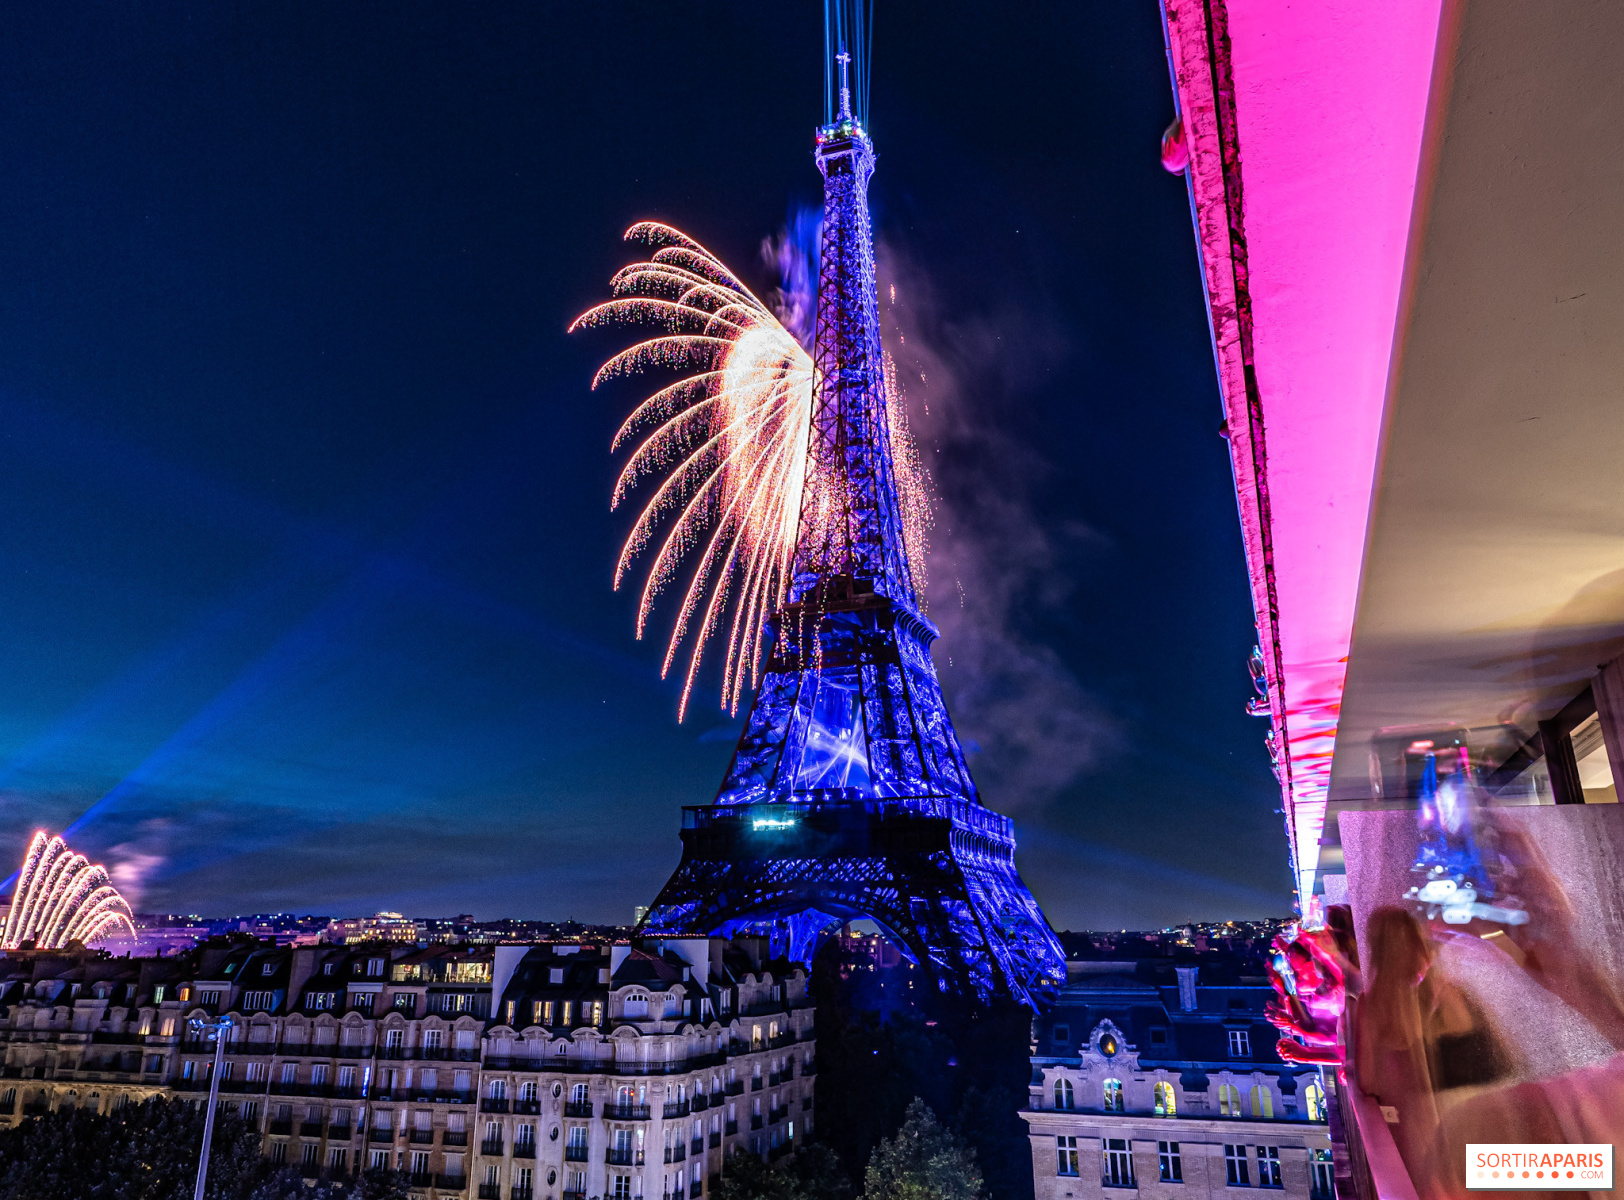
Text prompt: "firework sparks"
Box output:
[[572, 224, 815, 719], [2, 831, 136, 949], [573, 222, 932, 720]]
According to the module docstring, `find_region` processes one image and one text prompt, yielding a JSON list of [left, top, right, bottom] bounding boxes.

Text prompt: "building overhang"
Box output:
[[1165, 0, 1624, 900]]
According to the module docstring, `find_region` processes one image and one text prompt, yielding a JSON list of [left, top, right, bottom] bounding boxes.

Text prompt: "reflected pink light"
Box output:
[[1167, 0, 1445, 901]]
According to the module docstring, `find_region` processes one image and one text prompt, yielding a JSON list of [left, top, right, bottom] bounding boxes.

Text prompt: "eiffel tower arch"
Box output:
[[639, 18, 1064, 1009]]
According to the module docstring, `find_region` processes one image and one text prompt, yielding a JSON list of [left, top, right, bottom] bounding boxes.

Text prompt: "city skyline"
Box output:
[[0, 2, 1290, 930]]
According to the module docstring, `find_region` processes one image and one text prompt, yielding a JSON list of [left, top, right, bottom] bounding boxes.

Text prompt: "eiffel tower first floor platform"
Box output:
[[637, 798, 1065, 1009]]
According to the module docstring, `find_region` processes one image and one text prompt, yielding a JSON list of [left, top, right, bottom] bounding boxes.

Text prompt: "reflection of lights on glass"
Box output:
[[1407, 740, 1435, 752]]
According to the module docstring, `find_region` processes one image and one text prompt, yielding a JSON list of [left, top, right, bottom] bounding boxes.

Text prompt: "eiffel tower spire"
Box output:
[[639, 2, 1063, 1007]]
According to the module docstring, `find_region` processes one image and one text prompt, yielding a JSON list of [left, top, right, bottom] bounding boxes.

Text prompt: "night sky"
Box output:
[[0, 2, 1292, 930]]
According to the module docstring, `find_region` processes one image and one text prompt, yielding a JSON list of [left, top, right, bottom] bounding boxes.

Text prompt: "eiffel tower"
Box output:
[[639, 11, 1064, 1008]]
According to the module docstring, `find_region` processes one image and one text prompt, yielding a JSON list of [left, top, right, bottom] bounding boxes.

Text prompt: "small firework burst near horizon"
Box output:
[[572, 221, 930, 720]]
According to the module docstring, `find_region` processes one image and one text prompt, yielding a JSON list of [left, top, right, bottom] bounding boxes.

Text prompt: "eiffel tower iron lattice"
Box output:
[[636, 22, 1064, 1008]]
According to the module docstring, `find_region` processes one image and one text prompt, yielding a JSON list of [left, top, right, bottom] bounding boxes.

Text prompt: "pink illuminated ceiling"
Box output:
[[1164, 0, 1445, 903]]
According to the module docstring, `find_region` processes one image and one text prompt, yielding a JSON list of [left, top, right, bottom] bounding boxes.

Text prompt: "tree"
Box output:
[[0, 1098, 267, 1200], [861, 1099, 984, 1200], [713, 1144, 855, 1200], [0, 1098, 412, 1200]]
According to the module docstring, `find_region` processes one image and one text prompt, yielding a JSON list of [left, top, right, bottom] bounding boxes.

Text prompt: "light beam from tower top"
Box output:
[[822, 0, 873, 130]]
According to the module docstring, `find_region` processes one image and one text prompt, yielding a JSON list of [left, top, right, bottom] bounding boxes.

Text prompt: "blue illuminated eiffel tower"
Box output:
[[639, 18, 1064, 1007]]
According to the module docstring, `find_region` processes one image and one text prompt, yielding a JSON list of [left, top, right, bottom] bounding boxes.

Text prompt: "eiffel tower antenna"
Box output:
[[637, 0, 1063, 1007]]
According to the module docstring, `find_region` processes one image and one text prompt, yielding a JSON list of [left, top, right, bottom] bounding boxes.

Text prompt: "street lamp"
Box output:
[[189, 1013, 234, 1200]]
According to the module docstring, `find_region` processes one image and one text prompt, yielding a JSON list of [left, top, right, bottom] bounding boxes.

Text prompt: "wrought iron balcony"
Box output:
[[690, 1183, 703, 1198], [606, 1148, 638, 1165], [563, 1100, 594, 1118], [300, 1121, 325, 1138], [482, 1138, 505, 1156], [513, 1141, 536, 1159], [663, 1100, 689, 1119], [690, 1137, 703, 1156], [724, 1121, 737, 1136], [513, 1188, 534, 1200], [750, 1115, 763, 1131], [269, 1120, 293, 1136], [368, 1128, 391, 1142], [564, 1145, 589, 1162], [409, 1129, 435, 1144], [603, 1103, 650, 1120], [478, 1186, 500, 1200], [769, 1106, 789, 1124], [435, 1175, 468, 1192], [513, 1099, 541, 1115], [750, 1078, 762, 1091], [481, 1098, 510, 1113], [724, 1080, 744, 1096], [710, 1131, 721, 1148], [328, 1123, 352, 1140], [443, 1130, 469, 1146], [664, 1144, 686, 1163], [690, 1092, 708, 1112]]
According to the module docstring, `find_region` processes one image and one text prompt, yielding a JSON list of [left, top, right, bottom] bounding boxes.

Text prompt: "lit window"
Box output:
[[1159, 1141, 1182, 1183], [1225, 1145, 1250, 1187], [1154, 1082, 1176, 1116], [1249, 1085, 1273, 1119], [1056, 1136, 1079, 1177], [1054, 1079, 1074, 1111], [1103, 1079, 1124, 1112], [1102, 1138, 1135, 1188], [1257, 1146, 1281, 1189], [1310, 1149, 1333, 1199], [1219, 1084, 1242, 1117], [1228, 1030, 1251, 1058], [1304, 1081, 1326, 1123]]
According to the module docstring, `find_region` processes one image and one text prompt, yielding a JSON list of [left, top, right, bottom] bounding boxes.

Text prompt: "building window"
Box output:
[[489, 1079, 507, 1100], [1257, 1147, 1281, 1189], [352, 992, 375, 1013], [243, 991, 274, 1011], [1158, 1142, 1182, 1183], [1228, 1030, 1251, 1058], [393, 993, 415, 1013], [410, 1151, 429, 1178], [1304, 1081, 1326, 1123], [1102, 1139, 1134, 1188], [612, 1176, 631, 1200], [307, 992, 335, 1012], [1153, 1082, 1176, 1116], [153, 986, 166, 1003], [311, 1064, 329, 1087], [591, 1000, 603, 1026], [301, 1143, 319, 1167], [1103, 1079, 1124, 1112], [270, 1143, 287, 1166], [1249, 1086, 1273, 1119], [1054, 1079, 1074, 1111], [1310, 1149, 1333, 1199], [370, 1150, 389, 1171], [1218, 1084, 1242, 1117], [1225, 1145, 1250, 1187], [329, 1148, 347, 1171], [1056, 1136, 1079, 1177], [198, 990, 222, 1008]]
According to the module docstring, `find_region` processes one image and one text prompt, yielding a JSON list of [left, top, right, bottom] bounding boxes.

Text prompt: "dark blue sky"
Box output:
[[0, 2, 1291, 929]]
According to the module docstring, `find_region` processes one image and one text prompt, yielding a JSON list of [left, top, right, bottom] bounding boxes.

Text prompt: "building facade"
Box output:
[[0, 936, 813, 1200], [1023, 966, 1331, 1200]]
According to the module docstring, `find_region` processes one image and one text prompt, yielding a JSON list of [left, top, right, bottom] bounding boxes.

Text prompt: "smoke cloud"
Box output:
[[877, 243, 1120, 814]]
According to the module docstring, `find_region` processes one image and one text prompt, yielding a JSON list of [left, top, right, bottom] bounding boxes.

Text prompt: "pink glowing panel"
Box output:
[[1224, 1, 1443, 898]]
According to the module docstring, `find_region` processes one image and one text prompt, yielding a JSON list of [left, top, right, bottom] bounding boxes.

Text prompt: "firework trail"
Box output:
[[573, 221, 930, 720]]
